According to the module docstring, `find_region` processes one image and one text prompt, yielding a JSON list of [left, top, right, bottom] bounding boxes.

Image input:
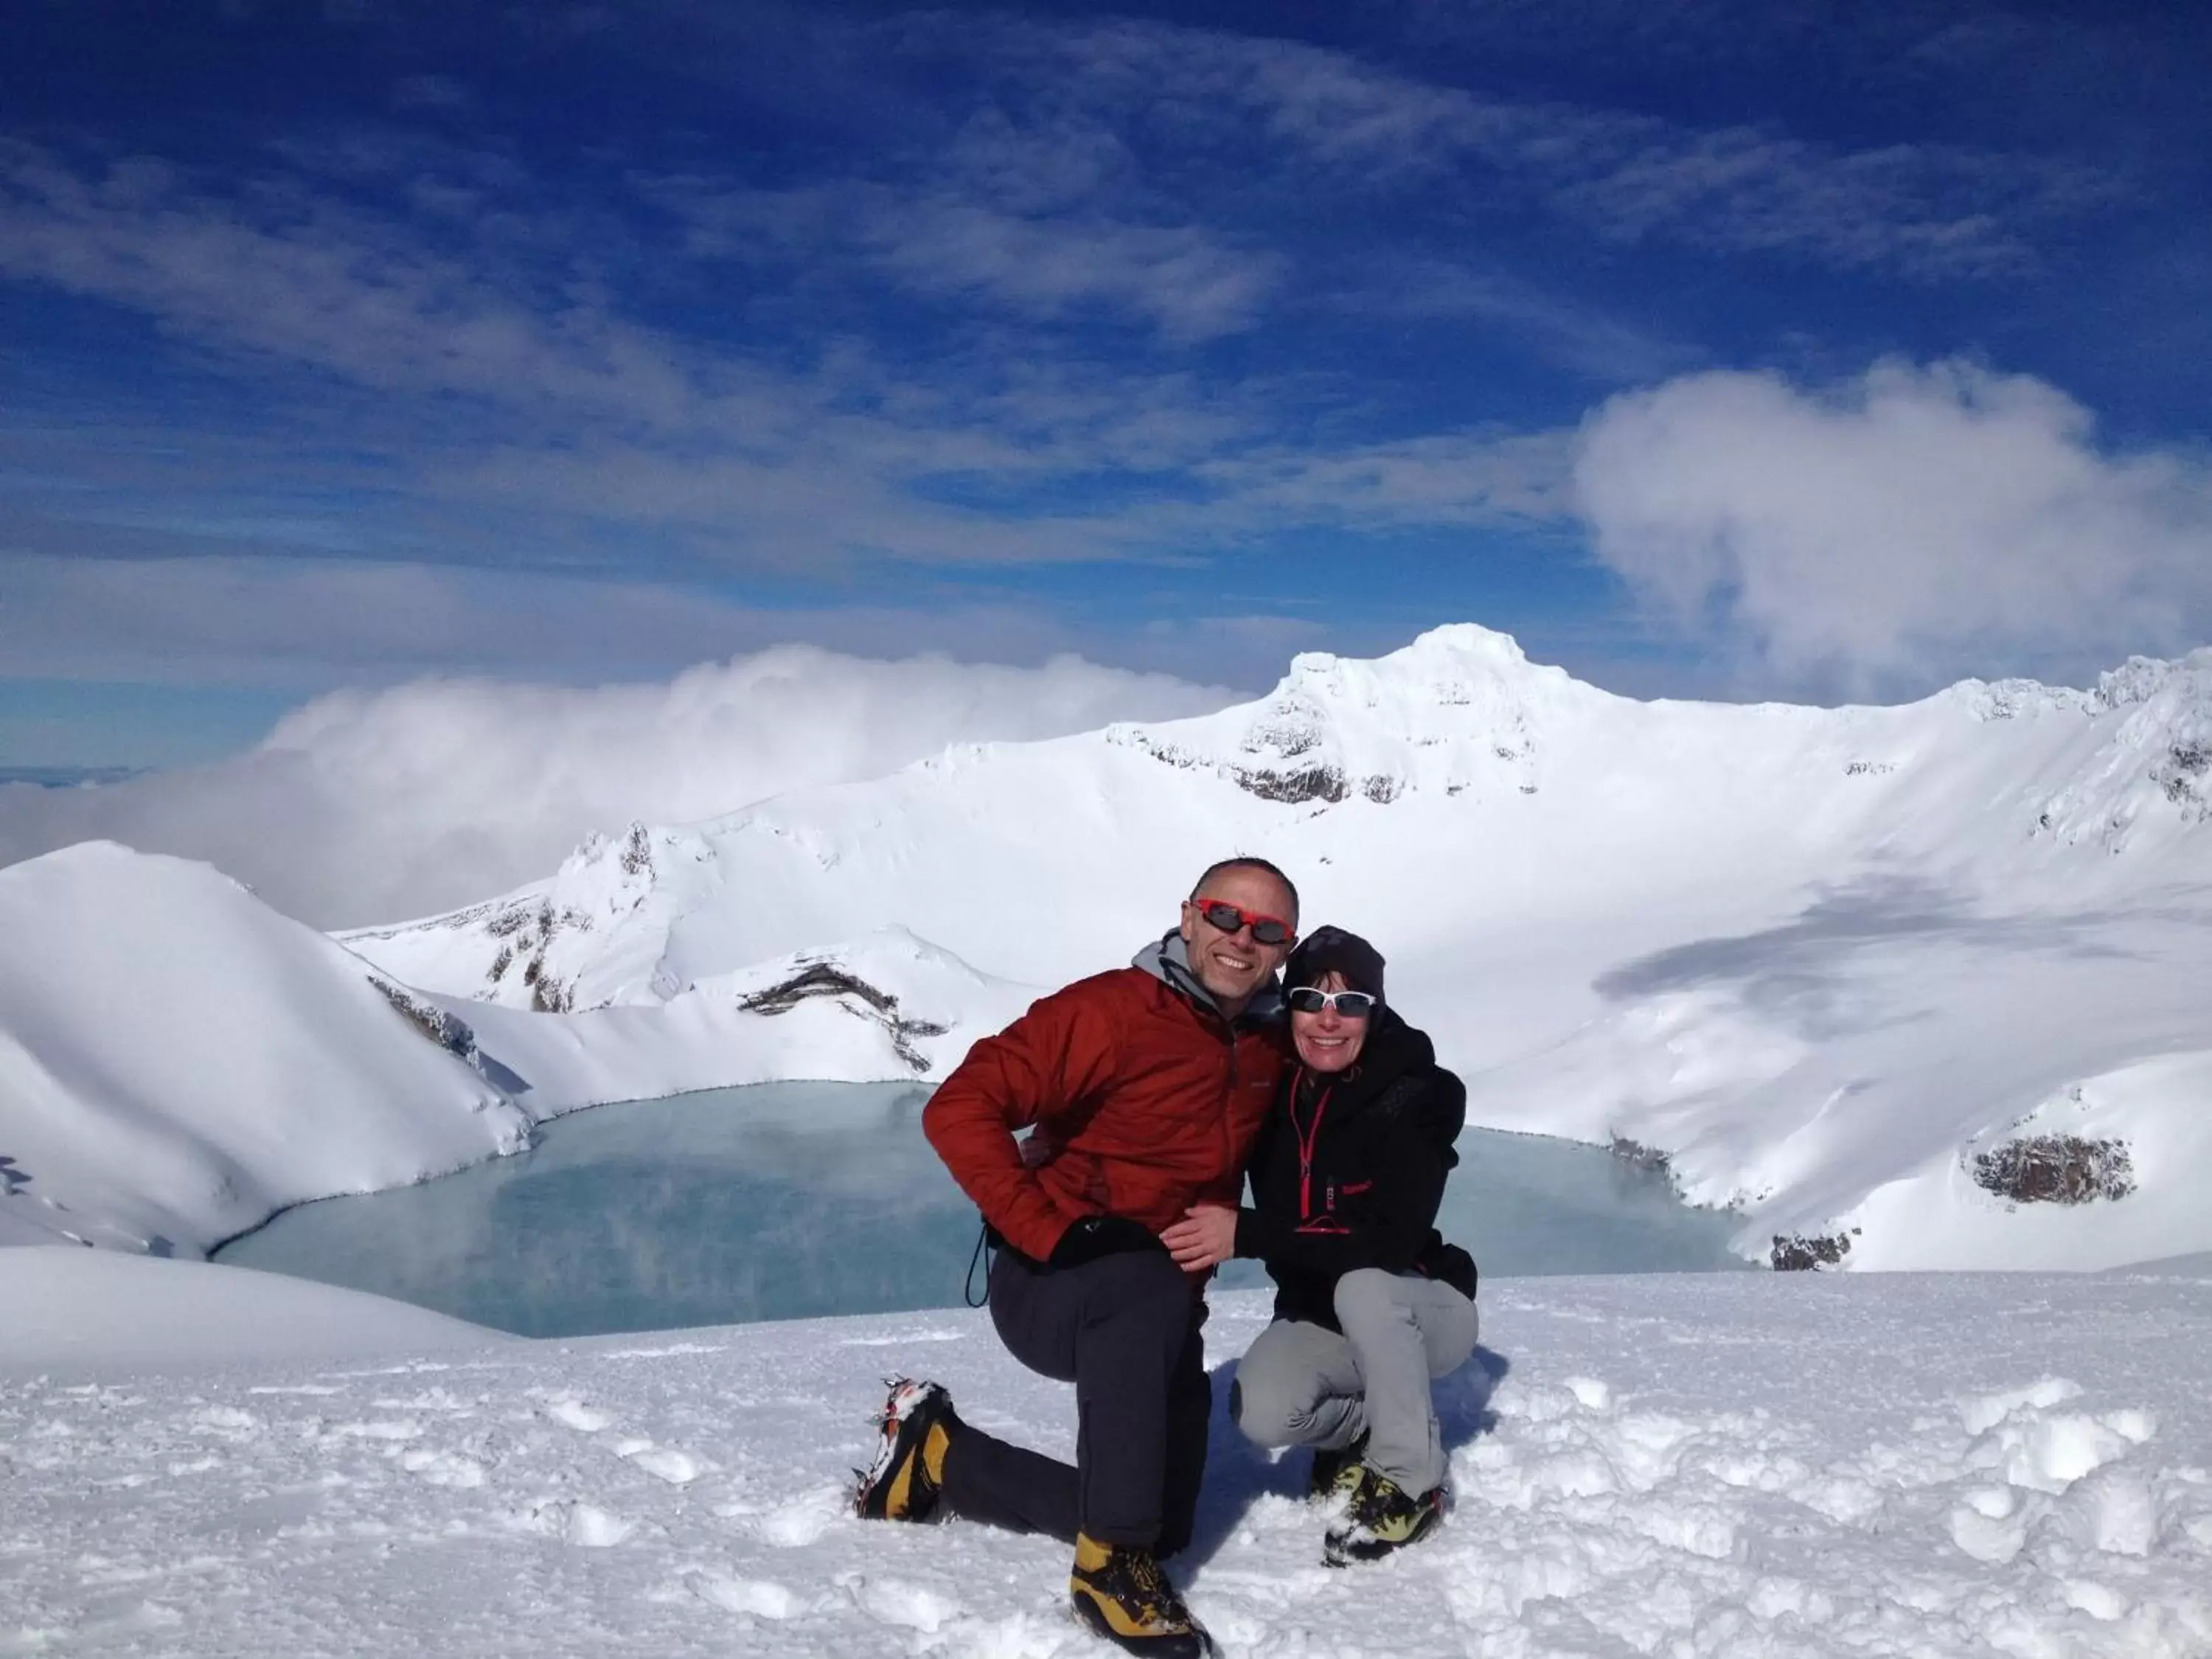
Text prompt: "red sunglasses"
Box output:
[[1187, 898, 1295, 947]]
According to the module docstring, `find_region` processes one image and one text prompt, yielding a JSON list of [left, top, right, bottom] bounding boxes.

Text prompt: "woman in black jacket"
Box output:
[[1164, 925, 1478, 1565]]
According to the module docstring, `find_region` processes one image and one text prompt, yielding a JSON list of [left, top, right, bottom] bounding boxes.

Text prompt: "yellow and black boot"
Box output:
[[1307, 1430, 1371, 1503], [1323, 1470, 1445, 1565], [1069, 1532, 1214, 1656], [852, 1378, 958, 1522]]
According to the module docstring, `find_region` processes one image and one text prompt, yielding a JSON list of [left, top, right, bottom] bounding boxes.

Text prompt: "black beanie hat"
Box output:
[[1284, 925, 1385, 1003]]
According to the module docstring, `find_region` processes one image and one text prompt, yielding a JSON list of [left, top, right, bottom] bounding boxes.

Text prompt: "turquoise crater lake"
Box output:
[[215, 1082, 1745, 1338]]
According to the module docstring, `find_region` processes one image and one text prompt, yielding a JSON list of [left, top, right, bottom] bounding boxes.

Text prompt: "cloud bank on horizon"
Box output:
[[1, 0, 2208, 769], [0, 649, 1230, 928]]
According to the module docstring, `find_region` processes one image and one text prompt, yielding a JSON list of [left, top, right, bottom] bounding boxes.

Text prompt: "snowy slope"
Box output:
[[345, 626, 2212, 1273], [0, 844, 531, 1256], [3, 1251, 2208, 1658], [0, 843, 1036, 1258], [0, 1247, 508, 1373]]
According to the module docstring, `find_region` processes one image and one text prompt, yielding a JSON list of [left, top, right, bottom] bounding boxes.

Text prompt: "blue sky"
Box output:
[[4, 0, 2209, 767]]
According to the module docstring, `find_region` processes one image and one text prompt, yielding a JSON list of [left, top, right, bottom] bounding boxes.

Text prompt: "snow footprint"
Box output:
[[613, 1437, 706, 1486], [1563, 1376, 1613, 1412], [842, 1571, 961, 1633], [541, 1397, 613, 1433], [400, 1447, 487, 1489], [1966, 1398, 2154, 1494], [756, 1484, 846, 1548], [689, 1572, 798, 1619], [511, 1498, 635, 1548]]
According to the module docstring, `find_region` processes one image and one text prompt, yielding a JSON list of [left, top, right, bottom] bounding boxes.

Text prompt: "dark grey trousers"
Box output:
[[939, 1244, 1210, 1551]]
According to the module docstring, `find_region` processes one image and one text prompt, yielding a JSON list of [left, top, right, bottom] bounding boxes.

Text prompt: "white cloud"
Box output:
[[0, 639, 1231, 929], [1571, 359, 2212, 689]]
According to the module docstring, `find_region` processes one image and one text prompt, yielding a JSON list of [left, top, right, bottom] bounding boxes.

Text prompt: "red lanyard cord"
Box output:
[[1292, 1066, 1335, 1222]]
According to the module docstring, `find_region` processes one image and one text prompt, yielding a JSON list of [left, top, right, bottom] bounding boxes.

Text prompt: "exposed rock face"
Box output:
[[369, 976, 478, 1062], [1972, 1135, 2137, 1205], [2028, 648, 2212, 847], [1233, 764, 1348, 804], [1608, 1135, 1674, 1186], [1771, 1230, 1854, 1271], [737, 961, 950, 1074]]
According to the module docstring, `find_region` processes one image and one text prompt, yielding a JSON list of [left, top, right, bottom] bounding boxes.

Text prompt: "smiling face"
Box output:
[[1290, 969, 1370, 1073], [1178, 863, 1298, 1016]]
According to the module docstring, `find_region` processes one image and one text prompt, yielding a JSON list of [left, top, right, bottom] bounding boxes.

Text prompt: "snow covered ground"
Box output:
[[4, 1249, 2209, 1658]]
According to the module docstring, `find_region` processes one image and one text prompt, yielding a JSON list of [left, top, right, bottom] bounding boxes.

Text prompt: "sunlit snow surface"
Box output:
[[3, 1253, 2208, 1657]]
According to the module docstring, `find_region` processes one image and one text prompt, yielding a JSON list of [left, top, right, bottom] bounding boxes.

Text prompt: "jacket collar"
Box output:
[[1131, 928, 1283, 1027]]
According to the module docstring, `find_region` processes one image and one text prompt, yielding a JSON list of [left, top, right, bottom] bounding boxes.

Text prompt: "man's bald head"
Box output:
[[1179, 856, 1299, 1016]]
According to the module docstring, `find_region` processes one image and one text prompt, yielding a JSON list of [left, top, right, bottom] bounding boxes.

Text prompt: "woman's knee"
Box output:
[[1229, 1344, 1318, 1447], [1228, 1370, 1301, 1447], [1331, 1267, 1412, 1330]]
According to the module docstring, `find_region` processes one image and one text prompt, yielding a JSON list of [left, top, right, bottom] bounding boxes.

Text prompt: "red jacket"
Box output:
[[923, 952, 1289, 1265]]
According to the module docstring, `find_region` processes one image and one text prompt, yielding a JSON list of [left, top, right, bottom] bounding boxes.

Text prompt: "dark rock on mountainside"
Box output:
[[738, 961, 950, 1073], [1771, 1229, 1856, 1271], [369, 976, 478, 1062], [1972, 1135, 2136, 1205]]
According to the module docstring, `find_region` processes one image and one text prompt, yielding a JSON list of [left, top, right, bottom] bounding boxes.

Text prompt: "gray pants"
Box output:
[[1231, 1267, 1478, 1495]]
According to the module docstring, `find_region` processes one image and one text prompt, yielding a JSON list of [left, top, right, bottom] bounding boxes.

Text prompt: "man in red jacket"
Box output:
[[852, 857, 1297, 1658]]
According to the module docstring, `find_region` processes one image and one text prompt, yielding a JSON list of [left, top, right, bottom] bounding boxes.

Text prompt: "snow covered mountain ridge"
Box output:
[[350, 623, 2212, 1014], [6, 623, 2212, 1272]]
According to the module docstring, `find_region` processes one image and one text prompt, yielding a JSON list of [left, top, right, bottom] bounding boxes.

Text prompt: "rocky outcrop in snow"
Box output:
[[2029, 650, 2212, 849]]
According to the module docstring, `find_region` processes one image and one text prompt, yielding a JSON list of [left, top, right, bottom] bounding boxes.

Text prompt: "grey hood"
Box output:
[[1132, 928, 1283, 1026]]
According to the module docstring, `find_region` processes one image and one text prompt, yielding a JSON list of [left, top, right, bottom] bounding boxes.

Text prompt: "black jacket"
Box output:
[[1233, 1008, 1478, 1331]]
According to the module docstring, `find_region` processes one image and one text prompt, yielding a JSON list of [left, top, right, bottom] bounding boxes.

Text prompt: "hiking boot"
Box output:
[[852, 1378, 959, 1523], [1323, 1470, 1445, 1566], [1069, 1532, 1215, 1657], [1307, 1430, 1371, 1503]]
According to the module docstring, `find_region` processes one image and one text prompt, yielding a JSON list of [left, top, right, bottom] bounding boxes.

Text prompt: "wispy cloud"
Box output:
[[668, 175, 1282, 345], [1337, 257, 1697, 383], [980, 18, 2113, 281], [0, 128, 1571, 603]]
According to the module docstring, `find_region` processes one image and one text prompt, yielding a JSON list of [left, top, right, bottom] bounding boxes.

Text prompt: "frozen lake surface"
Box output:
[[216, 1082, 1745, 1335]]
